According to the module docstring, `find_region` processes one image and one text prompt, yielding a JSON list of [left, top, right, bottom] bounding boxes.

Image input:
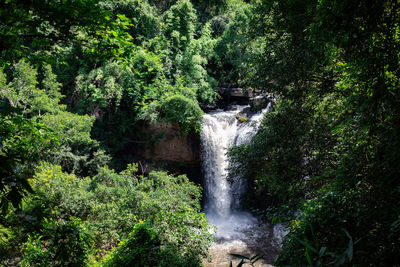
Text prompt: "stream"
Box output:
[[201, 105, 283, 266]]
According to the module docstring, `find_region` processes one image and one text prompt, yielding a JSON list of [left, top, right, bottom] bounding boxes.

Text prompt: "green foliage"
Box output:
[[147, 0, 228, 21], [100, 222, 199, 267], [100, 222, 162, 267], [100, 0, 161, 44], [75, 61, 131, 112], [164, 0, 197, 52], [39, 112, 110, 177], [191, 0, 228, 22], [74, 43, 209, 153], [1, 60, 65, 117], [4, 163, 213, 264], [159, 95, 204, 133], [133, 171, 213, 258], [229, 97, 338, 217], [88, 166, 213, 259], [21, 218, 93, 267], [0, 101, 58, 214], [227, 0, 400, 266], [0, 0, 134, 64], [74, 48, 207, 152], [1, 60, 109, 177], [161, 0, 218, 105], [24, 164, 136, 252], [20, 236, 49, 267], [186, 23, 219, 104], [275, 185, 391, 266], [75, 48, 166, 114], [211, 2, 261, 86]]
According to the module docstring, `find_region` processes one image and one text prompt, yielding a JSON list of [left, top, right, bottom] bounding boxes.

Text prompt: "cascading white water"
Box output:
[[201, 104, 271, 240]]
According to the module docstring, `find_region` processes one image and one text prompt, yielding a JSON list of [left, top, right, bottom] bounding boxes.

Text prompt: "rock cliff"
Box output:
[[142, 121, 200, 163]]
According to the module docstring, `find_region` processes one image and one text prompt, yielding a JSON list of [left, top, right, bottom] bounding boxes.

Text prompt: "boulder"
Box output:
[[235, 106, 252, 123], [219, 87, 256, 98], [250, 95, 271, 112]]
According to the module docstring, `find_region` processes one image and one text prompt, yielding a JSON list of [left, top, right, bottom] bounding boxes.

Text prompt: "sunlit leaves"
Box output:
[[0, 103, 58, 214], [23, 163, 213, 263]]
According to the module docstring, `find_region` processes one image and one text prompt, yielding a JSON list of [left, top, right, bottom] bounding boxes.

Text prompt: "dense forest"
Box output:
[[1, 0, 399, 266]]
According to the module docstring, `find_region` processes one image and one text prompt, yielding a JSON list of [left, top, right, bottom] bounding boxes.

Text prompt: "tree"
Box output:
[[0, 0, 134, 64], [99, 0, 161, 44], [40, 112, 110, 177], [1, 61, 65, 117], [229, 0, 400, 265], [0, 101, 57, 214], [12, 163, 213, 264]]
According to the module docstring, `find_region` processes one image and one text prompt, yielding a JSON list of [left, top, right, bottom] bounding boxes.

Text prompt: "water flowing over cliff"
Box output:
[[201, 105, 270, 240], [201, 104, 282, 266]]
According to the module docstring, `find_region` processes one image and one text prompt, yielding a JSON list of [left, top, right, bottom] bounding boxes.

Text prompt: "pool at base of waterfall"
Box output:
[[204, 241, 275, 267], [203, 212, 287, 266], [203, 219, 281, 266]]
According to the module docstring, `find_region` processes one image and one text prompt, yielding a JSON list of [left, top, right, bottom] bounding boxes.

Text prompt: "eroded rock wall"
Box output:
[[142, 121, 200, 163]]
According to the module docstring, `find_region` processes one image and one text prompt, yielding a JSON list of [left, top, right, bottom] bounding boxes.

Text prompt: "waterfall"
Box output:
[[201, 104, 270, 240]]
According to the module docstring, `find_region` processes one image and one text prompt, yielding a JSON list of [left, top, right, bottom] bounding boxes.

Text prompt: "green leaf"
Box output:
[[305, 246, 313, 267], [294, 236, 318, 254], [343, 229, 353, 261]]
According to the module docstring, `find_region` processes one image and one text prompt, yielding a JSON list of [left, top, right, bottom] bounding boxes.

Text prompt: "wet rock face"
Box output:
[[218, 88, 256, 107], [143, 121, 200, 163], [219, 87, 256, 98], [250, 95, 274, 112]]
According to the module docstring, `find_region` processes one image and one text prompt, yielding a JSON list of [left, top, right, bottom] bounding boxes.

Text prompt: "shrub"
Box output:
[[18, 163, 212, 263], [40, 111, 110, 177], [21, 218, 92, 267], [100, 222, 199, 267], [159, 94, 203, 133]]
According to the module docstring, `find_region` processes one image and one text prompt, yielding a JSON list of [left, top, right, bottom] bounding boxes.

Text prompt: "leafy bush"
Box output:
[[100, 222, 199, 267], [133, 171, 213, 259], [20, 236, 49, 267], [159, 95, 203, 133], [40, 111, 110, 177], [277, 182, 400, 266], [21, 218, 92, 267], [99, 0, 161, 44], [88, 166, 213, 259], [0, 101, 58, 214], [0, 61, 65, 117], [13, 163, 213, 264]]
